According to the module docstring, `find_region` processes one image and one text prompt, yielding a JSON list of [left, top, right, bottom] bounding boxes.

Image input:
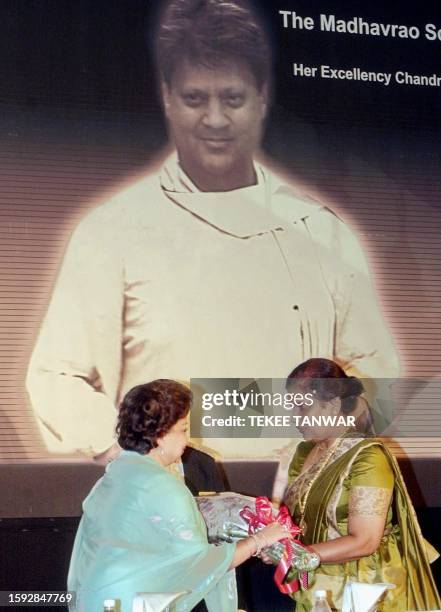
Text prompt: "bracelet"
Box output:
[[309, 551, 321, 570], [293, 550, 321, 571], [250, 531, 267, 557], [250, 534, 261, 557]]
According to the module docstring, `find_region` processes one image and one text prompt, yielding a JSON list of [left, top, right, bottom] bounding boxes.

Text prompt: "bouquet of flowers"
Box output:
[[196, 493, 319, 593]]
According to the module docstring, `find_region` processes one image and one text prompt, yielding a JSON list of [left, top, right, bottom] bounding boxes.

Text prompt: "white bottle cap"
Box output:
[[132, 596, 144, 612], [103, 600, 116, 608], [314, 590, 327, 597]]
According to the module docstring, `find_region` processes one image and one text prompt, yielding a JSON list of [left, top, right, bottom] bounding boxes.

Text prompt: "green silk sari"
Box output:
[[284, 437, 440, 611]]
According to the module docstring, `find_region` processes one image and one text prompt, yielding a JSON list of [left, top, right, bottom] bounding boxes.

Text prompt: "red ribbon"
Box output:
[[240, 496, 308, 594]]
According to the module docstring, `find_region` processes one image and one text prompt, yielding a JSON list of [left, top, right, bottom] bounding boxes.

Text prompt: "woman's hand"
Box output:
[[259, 548, 277, 565], [229, 522, 288, 570], [259, 522, 289, 547], [257, 523, 289, 565]]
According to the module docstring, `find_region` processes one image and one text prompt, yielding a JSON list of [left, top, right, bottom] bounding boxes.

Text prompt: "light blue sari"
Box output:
[[68, 451, 237, 611]]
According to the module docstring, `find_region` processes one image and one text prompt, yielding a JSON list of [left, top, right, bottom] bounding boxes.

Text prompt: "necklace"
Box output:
[[297, 437, 343, 532]]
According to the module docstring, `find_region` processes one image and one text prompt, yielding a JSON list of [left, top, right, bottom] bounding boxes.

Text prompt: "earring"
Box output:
[[160, 448, 165, 457]]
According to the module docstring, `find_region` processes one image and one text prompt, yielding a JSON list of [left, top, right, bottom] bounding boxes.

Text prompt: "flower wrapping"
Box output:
[[196, 493, 317, 593], [196, 492, 255, 544]]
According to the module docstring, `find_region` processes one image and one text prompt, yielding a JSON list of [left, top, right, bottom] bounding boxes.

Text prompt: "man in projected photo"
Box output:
[[26, 0, 398, 461]]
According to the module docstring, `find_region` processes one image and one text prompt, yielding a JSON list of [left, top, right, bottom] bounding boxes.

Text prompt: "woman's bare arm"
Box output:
[[229, 522, 288, 569], [310, 486, 392, 563], [310, 514, 387, 562]]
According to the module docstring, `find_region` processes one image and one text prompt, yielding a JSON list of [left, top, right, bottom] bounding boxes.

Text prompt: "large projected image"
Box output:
[[1, 2, 441, 610]]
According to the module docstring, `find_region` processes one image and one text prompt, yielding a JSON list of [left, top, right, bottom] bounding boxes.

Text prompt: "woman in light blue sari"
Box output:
[[68, 380, 286, 611]]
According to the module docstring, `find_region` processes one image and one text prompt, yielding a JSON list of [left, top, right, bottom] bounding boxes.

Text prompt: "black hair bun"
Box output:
[[343, 376, 364, 398]]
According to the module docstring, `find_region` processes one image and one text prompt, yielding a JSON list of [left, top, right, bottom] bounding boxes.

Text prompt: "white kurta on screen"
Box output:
[[26, 155, 399, 457]]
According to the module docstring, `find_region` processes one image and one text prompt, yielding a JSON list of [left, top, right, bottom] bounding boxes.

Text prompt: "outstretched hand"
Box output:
[[260, 521, 289, 546], [259, 548, 278, 565]]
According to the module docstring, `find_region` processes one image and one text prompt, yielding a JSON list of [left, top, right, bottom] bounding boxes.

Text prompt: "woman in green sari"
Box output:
[[68, 380, 287, 611], [282, 358, 440, 611]]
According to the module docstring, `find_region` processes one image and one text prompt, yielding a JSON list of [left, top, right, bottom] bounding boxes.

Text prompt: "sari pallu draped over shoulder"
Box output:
[[68, 451, 237, 612], [292, 439, 440, 611]]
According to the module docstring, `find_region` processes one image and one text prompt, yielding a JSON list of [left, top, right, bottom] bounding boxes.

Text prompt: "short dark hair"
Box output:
[[116, 379, 191, 454], [286, 358, 364, 414], [156, 0, 271, 90]]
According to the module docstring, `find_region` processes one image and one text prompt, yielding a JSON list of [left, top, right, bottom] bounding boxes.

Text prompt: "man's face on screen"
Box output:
[[162, 60, 267, 191]]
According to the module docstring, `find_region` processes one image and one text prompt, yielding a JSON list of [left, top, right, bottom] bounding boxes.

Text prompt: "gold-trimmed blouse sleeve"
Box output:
[[348, 445, 394, 518]]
